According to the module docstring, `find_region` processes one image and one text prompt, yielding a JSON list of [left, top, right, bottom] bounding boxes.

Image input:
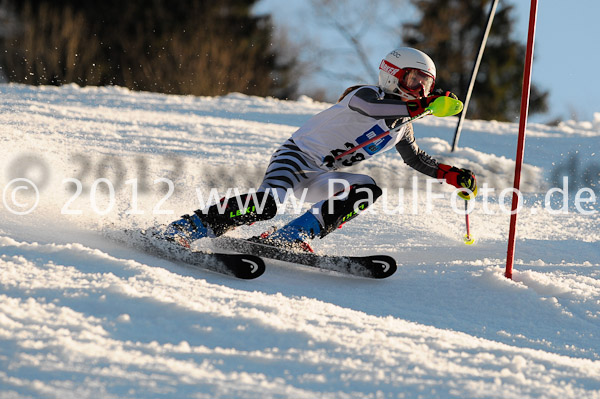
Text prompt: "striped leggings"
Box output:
[[258, 139, 377, 226]]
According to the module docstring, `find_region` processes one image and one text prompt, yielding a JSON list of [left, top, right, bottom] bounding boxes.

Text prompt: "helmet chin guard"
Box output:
[[378, 48, 436, 100]]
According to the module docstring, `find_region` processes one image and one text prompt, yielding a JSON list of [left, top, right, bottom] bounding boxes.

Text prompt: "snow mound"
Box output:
[[1, 84, 599, 398]]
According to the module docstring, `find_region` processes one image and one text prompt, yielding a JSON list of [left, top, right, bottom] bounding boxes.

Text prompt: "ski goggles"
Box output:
[[399, 68, 435, 97], [380, 60, 435, 97]]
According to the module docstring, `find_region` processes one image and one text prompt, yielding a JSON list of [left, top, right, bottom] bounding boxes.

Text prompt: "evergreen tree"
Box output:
[[1, 0, 297, 98], [403, 0, 548, 121]]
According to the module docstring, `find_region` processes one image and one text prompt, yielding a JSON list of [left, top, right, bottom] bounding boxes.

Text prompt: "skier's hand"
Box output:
[[432, 88, 459, 100], [406, 91, 459, 117], [437, 164, 478, 200]]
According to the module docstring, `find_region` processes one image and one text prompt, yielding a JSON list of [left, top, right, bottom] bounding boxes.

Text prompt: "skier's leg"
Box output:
[[314, 178, 383, 237], [260, 172, 382, 250], [162, 191, 278, 246], [163, 139, 319, 246], [258, 138, 323, 199]]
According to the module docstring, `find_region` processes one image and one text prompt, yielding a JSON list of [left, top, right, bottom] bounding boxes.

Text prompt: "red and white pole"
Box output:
[[505, 0, 538, 279]]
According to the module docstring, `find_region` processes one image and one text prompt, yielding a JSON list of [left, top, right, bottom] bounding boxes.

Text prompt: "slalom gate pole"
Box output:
[[451, 0, 499, 152], [505, 0, 538, 279]]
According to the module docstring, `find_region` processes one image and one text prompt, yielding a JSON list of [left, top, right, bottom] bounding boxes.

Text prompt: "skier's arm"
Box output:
[[395, 123, 439, 178], [348, 87, 411, 119], [348, 88, 440, 177], [397, 125, 478, 197], [348, 88, 459, 119]]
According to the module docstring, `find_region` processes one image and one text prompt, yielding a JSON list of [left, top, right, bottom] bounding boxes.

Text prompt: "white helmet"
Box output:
[[378, 47, 436, 100]]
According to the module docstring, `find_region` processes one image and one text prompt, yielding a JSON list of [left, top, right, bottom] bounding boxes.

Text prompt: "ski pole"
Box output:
[[464, 199, 474, 245]]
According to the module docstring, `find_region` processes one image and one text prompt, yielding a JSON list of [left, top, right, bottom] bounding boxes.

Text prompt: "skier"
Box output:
[[161, 47, 477, 251]]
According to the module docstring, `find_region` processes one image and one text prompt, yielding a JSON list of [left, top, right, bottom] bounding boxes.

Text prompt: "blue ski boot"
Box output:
[[160, 192, 279, 248], [160, 212, 210, 248], [255, 211, 322, 252]]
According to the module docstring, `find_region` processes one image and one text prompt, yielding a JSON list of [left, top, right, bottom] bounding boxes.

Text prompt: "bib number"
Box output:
[[323, 142, 365, 169], [322, 125, 389, 169]]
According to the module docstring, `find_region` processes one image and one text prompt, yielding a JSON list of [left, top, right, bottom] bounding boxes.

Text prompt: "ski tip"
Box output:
[[230, 255, 266, 279], [367, 255, 397, 279]]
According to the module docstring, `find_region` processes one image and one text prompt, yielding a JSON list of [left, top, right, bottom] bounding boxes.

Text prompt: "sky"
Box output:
[[255, 0, 600, 124], [512, 0, 600, 124]]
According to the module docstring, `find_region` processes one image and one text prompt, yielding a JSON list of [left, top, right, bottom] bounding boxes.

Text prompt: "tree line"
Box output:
[[0, 0, 296, 98], [403, 0, 548, 121], [0, 0, 548, 121]]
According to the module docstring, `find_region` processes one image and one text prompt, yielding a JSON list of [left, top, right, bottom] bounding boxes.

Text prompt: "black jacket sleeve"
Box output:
[[347, 87, 411, 119], [395, 123, 439, 178]]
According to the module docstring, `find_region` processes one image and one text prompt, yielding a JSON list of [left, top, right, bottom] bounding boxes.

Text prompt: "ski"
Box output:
[[210, 237, 397, 279], [114, 229, 265, 280]]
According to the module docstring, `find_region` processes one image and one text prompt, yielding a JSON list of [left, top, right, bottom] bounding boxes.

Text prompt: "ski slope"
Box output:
[[1, 84, 599, 398]]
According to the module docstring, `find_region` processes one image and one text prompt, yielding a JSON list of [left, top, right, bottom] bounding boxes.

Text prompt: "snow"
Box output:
[[1, 83, 599, 398]]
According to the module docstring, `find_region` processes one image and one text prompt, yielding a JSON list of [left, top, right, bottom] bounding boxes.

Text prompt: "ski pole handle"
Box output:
[[428, 96, 464, 117]]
